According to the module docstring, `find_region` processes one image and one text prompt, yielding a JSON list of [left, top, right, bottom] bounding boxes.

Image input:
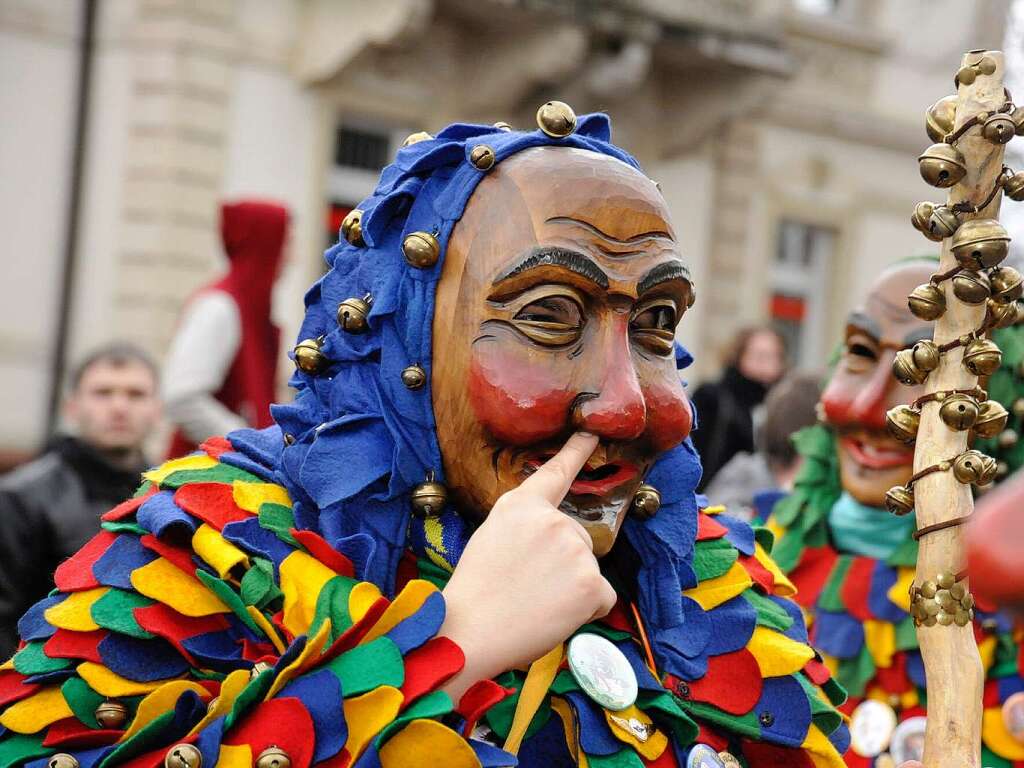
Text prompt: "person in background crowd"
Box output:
[[0, 343, 160, 657], [691, 325, 787, 490], [705, 371, 823, 521], [164, 199, 290, 457]]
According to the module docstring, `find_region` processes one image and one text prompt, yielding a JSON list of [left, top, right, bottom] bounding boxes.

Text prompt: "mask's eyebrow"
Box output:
[[492, 246, 610, 289], [638, 261, 691, 295], [904, 326, 935, 346], [846, 311, 882, 340]]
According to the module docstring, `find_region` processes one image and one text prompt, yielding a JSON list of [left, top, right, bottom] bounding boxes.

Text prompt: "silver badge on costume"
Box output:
[[686, 744, 727, 768], [1003, 691, 1024, 742], [889, 716, 926, 764], [849, 700, 898, 757], [567, 632, 638, 711]]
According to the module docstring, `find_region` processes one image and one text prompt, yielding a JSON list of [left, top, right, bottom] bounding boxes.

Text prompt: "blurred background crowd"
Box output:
[[2, 0, 1024, 644]]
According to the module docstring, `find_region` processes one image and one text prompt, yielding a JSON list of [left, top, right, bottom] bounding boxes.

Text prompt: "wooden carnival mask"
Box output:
[[820, 261, 935, 507], [432, 147, 694, 554]]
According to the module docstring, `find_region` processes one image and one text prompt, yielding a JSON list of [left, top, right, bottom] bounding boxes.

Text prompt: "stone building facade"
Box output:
[[0, 0, 1012, 458]]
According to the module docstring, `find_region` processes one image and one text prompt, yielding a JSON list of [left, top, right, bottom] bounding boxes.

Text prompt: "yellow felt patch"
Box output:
[[605, 704, 667, 760], [424, 516, 455, 572], [192, 524, 249, 580], [748, 626, 814, 677], [754, 543, 797, 597], [983, 706, 1024, 760], [349, 581, 384, 623], [863, 620, 895, 669], [765, 518, 786, 542], [801, 723, 847, 767], [78, 662, 172, 696], [246, 606, 286, 654], [143, 454, 217, 484], [979, 635, 997, 672], [0, 659, 12, 670], [215, 744, 253, 768], [131, 558, 230, 617], [361, 580, 437, 646], [280, 550, 337, 637], [266, 619, 332, 699], [505, 644, 564, 755], [188, 669, 250, 736], [379, 719, 482, 767], [703, 505, 726, 515], [684, 561, 753, 611], [888, 568, 914, 612], [120, 680, 209, 742], [0, 686, 73, 733], [550, 697, 582, 763], [44, 587, 107, 631], [232, 481, 291, 513], [342, 686, 404, 762]]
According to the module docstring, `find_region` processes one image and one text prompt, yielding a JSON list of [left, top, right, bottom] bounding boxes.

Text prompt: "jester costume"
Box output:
[[769, 323, 1024, 767], [0, 115, 848, 768]]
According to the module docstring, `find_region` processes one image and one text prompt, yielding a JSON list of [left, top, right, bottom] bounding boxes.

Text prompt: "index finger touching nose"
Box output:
[[518, 432, 599, 505]]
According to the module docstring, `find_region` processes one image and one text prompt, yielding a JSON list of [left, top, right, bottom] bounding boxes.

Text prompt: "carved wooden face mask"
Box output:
[[820, 261, 935, 507], [432, 147, 694, 555]]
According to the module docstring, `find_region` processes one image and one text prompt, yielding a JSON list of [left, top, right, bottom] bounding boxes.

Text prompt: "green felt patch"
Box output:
[[91, 588, 155, 639], [692, 539, 739, 581], [101, 521, 148, 536], [836, 644, 875, 699], [160, 464, 259, 489], [795, 673, 842, 735], [195, 569, 260, 634], [61, 676, 105, 729], [679, 700, 761, 740], [743, 591, 794, 632], [327, 637, 404, 695], [817, 556, 853, 613], [376, 690, 453, 745], [98, 710, 176, 768], [0, 733, 49, 767], [240, 558, 282, 610], [753, 526, 775, 553], [258, 503, 299, 546], [311, 576, 354, 641], [485, 671, 551, 742], [12, 641, 72, 675]]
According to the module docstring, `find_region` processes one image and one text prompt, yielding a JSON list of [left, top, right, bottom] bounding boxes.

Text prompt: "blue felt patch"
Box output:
[[227, 427, 284, 474], [866, 563, 905, 624], [618, 640, 663, 692], [469, 739, 517, 767], [219, 451, 276, 482], [829, 721, 851, 754], [754, 675, 812, 747], [752, 489, 787, 524], [193, 716, 226, 768], [385, 590, 446, 654], [98, 634, 191, 682], [564, 691, 621, 756], [768, 596, 809, 644], [517, 709, 575, 766], [704, 596, 757, 656], [222, 517, 295, 572], [16, 594, 63, 642], [279, 668, 347, 762], [27, 746, 111, 768], [999, 676, 1024, 700], [181, 630, 248, 669], [22, 669, 75, 686], [715, 515, 756, 556], [812, 610, 865, 659], [137, 490, 197, 539], [92, 534, 157, 589], [906, 652, 927, 689]]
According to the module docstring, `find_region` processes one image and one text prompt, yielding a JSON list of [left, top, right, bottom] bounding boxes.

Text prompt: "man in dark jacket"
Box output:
[[0, 343, 160, 656]]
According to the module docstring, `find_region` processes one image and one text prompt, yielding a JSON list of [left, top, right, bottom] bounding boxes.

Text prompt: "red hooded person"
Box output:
[[164, 200, 290, 457]]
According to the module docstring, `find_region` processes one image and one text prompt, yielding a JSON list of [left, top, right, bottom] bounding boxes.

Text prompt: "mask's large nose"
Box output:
[[572, 316, 647, 440], [846, 349, 898, 431]]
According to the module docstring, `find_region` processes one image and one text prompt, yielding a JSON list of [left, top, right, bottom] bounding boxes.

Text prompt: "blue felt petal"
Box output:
[[219, 450, 276, 483], [906, 651, 927, 689], [812, 611, 865, 660], [754, 675, 812, 747], [279, 668, 347, 763], [98, 634, 191, 682], [999, 676, 1024, 700], [23, 669, 75, 686], [193, 716, 226, 768], [17, 594, 63, 642], [768, 595, 809, 644], [829, 721, 851, 754], [27, 747, 110, 768], [222, 518, 295, 571], [137, 491, 196, 539], [92, 534, 157, 589], [866, 562, 906, 624], [517, 712, 574, 766], [385, 590, 446, 655], [181, 631, 248, 669], [469, 739, 517, 767], [704, 596, 757, 656], [564, 691, 622, 756]]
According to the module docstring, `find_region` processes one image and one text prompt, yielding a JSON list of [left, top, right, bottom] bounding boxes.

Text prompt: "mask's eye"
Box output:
[[512, 295, 584, 346], [843, 335, 879, 372], [632, 300, 678, 355]]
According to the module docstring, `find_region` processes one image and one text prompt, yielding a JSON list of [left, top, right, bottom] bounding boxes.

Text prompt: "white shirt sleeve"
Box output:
[[163, 291, 247, 443]]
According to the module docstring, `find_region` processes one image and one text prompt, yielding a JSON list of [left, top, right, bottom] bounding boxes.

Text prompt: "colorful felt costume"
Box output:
[[768, 325, 1024, 768], [0, 117, 847, 768]]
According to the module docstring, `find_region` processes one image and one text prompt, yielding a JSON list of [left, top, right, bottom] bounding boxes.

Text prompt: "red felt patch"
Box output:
[[839, 557, 875, 622], [44, 629, 106, 664], [0, 670, 39, 707], [118, 745, 175, 768], [741, 740, 815, 768], [173, 483, 252, 530], [642, 744, 679, 767], [400, 637, 464, 706], [695, 725, 729, 752], [457, 679, 513, 736], [223, 697, 316, 768], [54, 531, 118, 591], [316, 598, 390, 667], [602, 601, 635, 634], [312, 748, 350, 768], [134, 602, 229, 664], [985, 677, 1001, 708], [686, 648, 762, 715], [291, 530, 355, 578], [900, 704, 926, 720], [697, 513, 729, 541], [842, 750, 871, 768], [139, 535, 198, 578], [788, 546, 839, 609], [738, 555, 775, 594], [200, 436, 233, 458], [873, 652, 911, 694], [102, 487, 157, 522], [241, 639, 279, 662], [394, 552, 420, 594], [42, 718, 122, 748], [802, 657, 831, 686]]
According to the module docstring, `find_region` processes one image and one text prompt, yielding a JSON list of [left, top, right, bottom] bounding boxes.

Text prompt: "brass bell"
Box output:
[[337, 295, 371, 333], [49, 755, 79, 768], [1005, 171, 1024, 201], [957, 64, 978, 86], [469, 144, 496, 170], [95, 699, 128, 728], [925, 95, 957, 142], [974, 400, 1010, 438], [411, 477, 447, 517], [884, 485, 915, 516], [962, 337, 1002, 376], [911, 340, 940, 372], [340, 209, 364, 246], [164, 744, 202, 768], [255, 746, 291, 768], [953, 449, 998, 485], [911, 201, 938, 238], [293, 338, 328, 375], [918, 143, 967, 188], [939, 392, 980, 430], [951, 218, 1010, 270], [907, 283, 946, 321], [632, 484, 661, 520], [952, 270, 991, 304], [1013, 397, 1024, 418], [401, 364, 426, 390], [250, 661, 272, 679], [928, 205, 960, 239], [536, 100, 577, 138], [893, 348, 927, 386], [989, 266, 1023, 303], [979, 454, 999, 485], [885, 404, 920, 444], [989, 299, 1022, 329], [402, 231, 440, 269], [1000, 429, 1019, 449], [982, 113, 1016, 144], [402, 131, 433, 147], [493, 121, 513, 132]]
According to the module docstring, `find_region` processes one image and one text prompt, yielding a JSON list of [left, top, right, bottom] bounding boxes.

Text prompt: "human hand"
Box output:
[[439, 432, 616, 700]]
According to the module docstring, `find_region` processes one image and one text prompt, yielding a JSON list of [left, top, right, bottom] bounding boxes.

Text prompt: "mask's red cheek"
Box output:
[[820, 374, 857, 425], [643, 380, 692, 451], [468, 344, 576, 446]]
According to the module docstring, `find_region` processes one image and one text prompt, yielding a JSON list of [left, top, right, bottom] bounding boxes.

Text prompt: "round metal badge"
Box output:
[[889, 716, 926, 764], [849, 700, 898, 757], [686, 744, 727, 768], [1003, 691, 1024, 742], [566, 632, 638, 712]]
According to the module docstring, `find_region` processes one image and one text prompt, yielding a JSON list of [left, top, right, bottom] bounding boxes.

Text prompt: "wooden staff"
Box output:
[[912, 49, 1009, 768]]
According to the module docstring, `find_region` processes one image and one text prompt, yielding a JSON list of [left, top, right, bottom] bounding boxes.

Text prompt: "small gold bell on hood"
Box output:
[[536, 100, 577, 138], [255, 746, 291, 768], [402, 131, 433, 147], [983, 112, 1016, 144], [989, 266, 1023, 304], [402, 231, 441, 268], [632, 484, 661, 520], [951, 218, 1010, 270], [928, 205, 960, 240], [411, 476, 447, 518], [885, 485, 915, 516], [911, 201, 938, 238], [908, 283, 946, 321], [893, 348, 928, 385], [939, 392, 980, 430], [912, 339, 941, 372], [886, 404, 920, 444], [337, 295, 372, 333], [401, 364, 426, 390], [293, 337, 328, 375], [95, 699, 128, 728], [340, 209, 364, 246], [962, 337, 1002, 376], [469, 144, 496, 170], [925, 95, 957, 142], [952, 270, 991, 305], [974, 400, 1010, 439], [918, 142, 967, 188]]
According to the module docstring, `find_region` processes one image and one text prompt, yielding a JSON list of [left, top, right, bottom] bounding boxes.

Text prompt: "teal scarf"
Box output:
[[827, 492, 916, 560]]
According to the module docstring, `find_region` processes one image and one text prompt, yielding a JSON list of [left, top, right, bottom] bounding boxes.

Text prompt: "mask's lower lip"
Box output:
[[840, 436, 915, 470]]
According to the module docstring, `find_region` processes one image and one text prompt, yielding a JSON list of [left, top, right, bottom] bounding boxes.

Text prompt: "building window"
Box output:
[[793, 0, 840, 14], [771, 220, 837, 366], [334, 126, 392, 171]]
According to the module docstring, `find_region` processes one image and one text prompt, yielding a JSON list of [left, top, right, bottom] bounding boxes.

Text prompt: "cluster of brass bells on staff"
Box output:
[[886, 396, 1008, 441], [918, 142, 966, 188], [908, 267, 1021, 323], [951, 218, 1010, 270], [892, 340, 941, 385], [911, 201, 959, 242], [910, 572, 975, 628], [885, 449, 998, 516]]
